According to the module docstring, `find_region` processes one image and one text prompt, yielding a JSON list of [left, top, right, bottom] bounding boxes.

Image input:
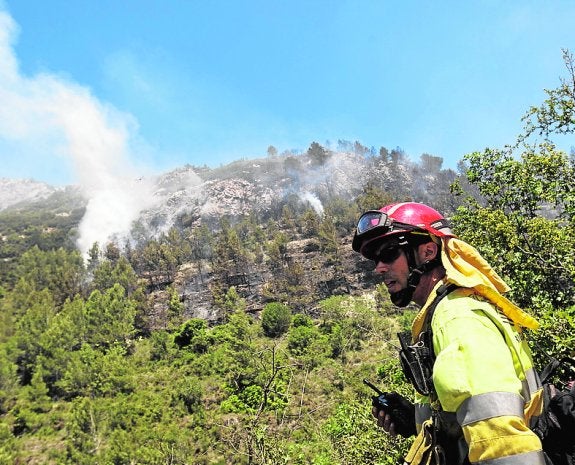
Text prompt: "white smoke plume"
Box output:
[[0, 10, 158, 256], [299, 191, 324, 216]]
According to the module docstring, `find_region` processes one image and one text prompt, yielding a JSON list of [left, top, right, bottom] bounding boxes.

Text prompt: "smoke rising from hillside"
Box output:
[[299, 191, 324, 216], [0, 10, 158, 256]]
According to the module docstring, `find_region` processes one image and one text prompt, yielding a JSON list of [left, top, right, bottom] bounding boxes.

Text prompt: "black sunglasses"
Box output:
[[373, 245, 402, 264]]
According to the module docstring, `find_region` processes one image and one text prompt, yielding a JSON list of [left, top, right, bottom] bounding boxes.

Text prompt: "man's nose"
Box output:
[[374, 261, 390, 274]]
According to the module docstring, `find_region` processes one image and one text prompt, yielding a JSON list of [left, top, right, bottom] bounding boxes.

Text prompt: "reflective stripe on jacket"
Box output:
[[413, 285, 545, 465]]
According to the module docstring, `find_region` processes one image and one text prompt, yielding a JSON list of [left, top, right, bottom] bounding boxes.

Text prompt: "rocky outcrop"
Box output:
[[0, 178, 61, 210]]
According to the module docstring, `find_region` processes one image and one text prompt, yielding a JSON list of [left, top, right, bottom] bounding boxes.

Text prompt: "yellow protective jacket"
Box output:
[[405, 238, 546, 465], [410, 285, 545, 464]]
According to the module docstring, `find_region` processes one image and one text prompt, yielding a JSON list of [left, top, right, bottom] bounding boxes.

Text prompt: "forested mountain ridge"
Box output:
[[0, 144, 461, 323], [0, 143, 459, 239], [1, 51, 574, 465]]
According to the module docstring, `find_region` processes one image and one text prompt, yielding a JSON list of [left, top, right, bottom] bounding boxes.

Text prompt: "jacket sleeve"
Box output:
[[432, 304, 545, 464]]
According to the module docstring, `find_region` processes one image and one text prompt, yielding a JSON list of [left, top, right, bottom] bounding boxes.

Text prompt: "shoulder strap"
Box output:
[[397, 284, 460, 399], [423, 283, 460, 330], [420, 283, 460, 364]]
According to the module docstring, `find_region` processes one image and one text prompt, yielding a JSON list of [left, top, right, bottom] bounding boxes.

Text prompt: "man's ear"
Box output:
[[418, 241, 439, 262]]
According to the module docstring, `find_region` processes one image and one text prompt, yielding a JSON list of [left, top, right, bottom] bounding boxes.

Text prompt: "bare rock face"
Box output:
[[136, 152, 367, 234], [0, 178, 60, 210], [200, 178, 275, 218], [157, 230, 383, 326]]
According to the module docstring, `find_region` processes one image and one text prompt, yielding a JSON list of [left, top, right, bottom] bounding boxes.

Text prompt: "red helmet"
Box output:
[[352, 202, 455, 259]]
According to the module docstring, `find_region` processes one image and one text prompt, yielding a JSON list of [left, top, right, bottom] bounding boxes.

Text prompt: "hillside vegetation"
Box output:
[[0, 51, 574, 464]]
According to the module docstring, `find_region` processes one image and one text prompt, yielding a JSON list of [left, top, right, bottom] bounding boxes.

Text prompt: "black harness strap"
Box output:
[[420, 283, 460, 365], [397, 283, 460, 398]]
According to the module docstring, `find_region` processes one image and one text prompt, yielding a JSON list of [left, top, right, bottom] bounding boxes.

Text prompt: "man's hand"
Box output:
[[372, 405, 398, 436], [370, 391, 417, 438]]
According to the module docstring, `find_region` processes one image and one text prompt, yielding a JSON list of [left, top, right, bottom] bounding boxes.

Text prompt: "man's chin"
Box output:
[[390, 289, 413, 307]]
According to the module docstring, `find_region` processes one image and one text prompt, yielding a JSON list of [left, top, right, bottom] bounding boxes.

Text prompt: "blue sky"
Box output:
[[1, 0, 574, 185]]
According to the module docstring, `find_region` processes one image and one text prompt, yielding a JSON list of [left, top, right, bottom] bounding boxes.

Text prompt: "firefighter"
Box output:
[[352, 202, 545, 465]]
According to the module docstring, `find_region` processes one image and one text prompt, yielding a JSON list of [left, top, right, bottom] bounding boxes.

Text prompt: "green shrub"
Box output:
[[174, 318, 210, 353], [261, 302, 292, 338], [292, 313, 313, 328]]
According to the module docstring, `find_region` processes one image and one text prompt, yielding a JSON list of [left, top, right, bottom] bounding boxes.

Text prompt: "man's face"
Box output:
[[372, 240, 439, 306], [372, 243, 410, 295]]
